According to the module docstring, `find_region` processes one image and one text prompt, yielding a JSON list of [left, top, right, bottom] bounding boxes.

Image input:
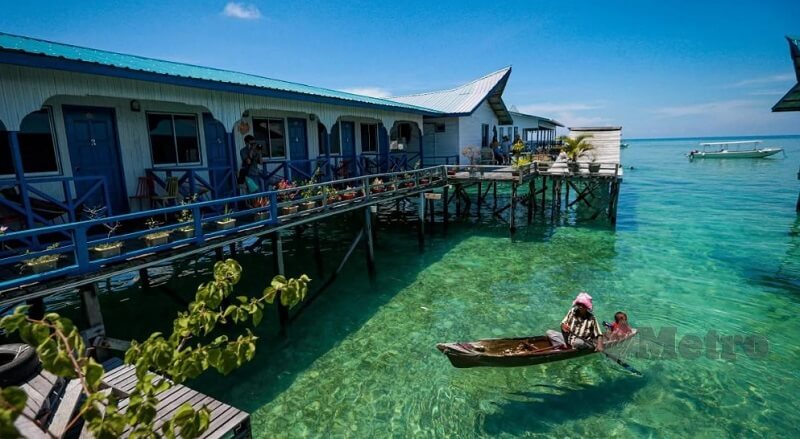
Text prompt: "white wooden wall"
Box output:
[[422, 117, 460, 159], [457, 101, 499, 164], [568, 128, 622, 164]]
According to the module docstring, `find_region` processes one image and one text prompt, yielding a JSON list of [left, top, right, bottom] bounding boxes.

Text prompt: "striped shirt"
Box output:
[[561, 306, 602, 346]]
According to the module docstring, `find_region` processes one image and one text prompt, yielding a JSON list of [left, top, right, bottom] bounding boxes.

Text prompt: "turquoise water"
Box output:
[[55, 136, 800, 437]]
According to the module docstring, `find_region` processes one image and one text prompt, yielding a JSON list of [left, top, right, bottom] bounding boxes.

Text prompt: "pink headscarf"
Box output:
[[572, 292, 593, 311]]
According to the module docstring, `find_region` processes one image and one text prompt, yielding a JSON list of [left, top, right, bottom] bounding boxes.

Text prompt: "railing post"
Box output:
[[63, 179, 76, 223], [286, 159, 293, 182], [8, 131, 35, 232], [74, 225, 90, 273], [269, 191, 279, 224], [193, 204, 204, 244]]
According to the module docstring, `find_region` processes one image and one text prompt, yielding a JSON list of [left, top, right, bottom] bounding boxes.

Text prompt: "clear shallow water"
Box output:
[[55, 136, 800, 437]]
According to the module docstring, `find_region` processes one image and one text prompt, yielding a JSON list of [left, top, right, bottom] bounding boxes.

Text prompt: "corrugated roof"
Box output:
[[773, 35, 800, 112], [508, 110, 564, 127], [0, 32, 437, 114], [390, 67, 512, 120]]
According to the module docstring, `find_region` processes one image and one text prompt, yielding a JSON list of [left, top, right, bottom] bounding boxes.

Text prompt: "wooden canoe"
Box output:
[[436, 329, 638, 368]]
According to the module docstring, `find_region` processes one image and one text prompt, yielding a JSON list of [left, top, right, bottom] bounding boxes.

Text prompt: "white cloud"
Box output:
[[516, 102, 601, 114], [729, 73, 794, 88], [222, 2, 262, 20], [650, 99, 759, 118], [340, 87, 392, 99]]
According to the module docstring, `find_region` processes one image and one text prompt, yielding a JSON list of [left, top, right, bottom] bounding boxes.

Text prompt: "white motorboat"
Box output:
[[688, 140, 783, 159]]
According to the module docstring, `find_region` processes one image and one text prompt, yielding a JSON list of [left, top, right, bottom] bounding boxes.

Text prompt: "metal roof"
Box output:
[[508, 110, 564, 127], [0, 32, 438, 115], [390, 67, 513, 123], [773, 35, 800, 112]]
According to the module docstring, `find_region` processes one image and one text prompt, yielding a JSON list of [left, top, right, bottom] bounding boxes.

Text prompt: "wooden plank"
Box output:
[[14, 414, 48, 439], [204, 410, 250, 439], [201, 405, 240, 439], [48, 379, 83, 437], [101, 357, 124, 371], [79, 388, 111, 439]]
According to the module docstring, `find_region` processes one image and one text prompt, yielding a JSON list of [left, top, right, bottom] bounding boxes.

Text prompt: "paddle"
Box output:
[[570, 334, 643, 377]]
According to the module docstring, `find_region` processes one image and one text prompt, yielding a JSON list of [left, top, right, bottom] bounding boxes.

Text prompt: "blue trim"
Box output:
[[0, 50, 440, 116]]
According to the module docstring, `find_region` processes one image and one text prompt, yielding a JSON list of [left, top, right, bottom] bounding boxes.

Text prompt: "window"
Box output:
[[434, 123, 446, 133], [481, 124, 489, 147], [0, 109, 60, 175], [360, 123, 378, 152], [147, 113, 200, 165], [252, 118, 286, 158], [514, 127, 519, 140]]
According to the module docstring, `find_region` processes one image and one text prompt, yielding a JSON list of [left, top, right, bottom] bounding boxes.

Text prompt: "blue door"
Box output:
[[63, 106, 127, 215], [288, 118, 310, 179], [340, 121, 356, 176], [203, 113, 233, 198]]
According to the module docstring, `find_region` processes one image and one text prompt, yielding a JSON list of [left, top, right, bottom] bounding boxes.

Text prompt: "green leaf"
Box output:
[[252, 307, 263, 327], [1, 387, 27, 415], [84, 358, 105, 391]]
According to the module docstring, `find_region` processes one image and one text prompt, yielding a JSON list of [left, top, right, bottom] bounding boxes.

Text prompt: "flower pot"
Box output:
[[568, 162, 580, 173], [447, 169, 457, 176], [216, 219, 236, 230], [144, 234, 169, 247], [371, 187, 385, 194], [340, 192, 356, 201], [327, 196, 340, 205], [26, 259, 58, 274], [280, 205, 299, 216], [419, 178, 430, 185], [589, 163, 601, 173], [175, 228, 195, 239], [253, 211, 270, 222], [402, 182, 415, 189], [300, 201, 317, 211], [92, 243, 122, 258]]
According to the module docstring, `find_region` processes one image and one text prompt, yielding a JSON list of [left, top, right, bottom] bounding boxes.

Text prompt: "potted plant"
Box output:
[[299, 186, 317, 211], [253, 196, 270, 221], [23, 243, 61, 274], [276, 179, 299, 216], [216, 206, 237, 230], [559, 134, 594, 173], [588, 155, 602, 174], [83, 206, 124, 258], [321, 186, 340, 205], [461, 146, 481, 177], [175, 195, 197, 239], [370, 177, 385, 194], [340, 186, 357, 201], [512, 156, 532, 177], [142, 218, 171, 247]]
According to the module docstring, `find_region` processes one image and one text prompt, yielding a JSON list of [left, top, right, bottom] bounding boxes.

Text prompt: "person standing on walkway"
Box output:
[[239, 135, 263, 193]]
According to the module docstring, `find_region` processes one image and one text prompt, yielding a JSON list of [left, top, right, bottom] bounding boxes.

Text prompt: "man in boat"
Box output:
[[546, 292, 604, 351]]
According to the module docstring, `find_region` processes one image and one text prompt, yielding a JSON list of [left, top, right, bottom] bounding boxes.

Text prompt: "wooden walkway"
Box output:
[[14, 358, 251, 438]]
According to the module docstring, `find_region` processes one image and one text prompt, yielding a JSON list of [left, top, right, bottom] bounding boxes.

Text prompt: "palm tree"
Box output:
[[559, 134, 594, 161]]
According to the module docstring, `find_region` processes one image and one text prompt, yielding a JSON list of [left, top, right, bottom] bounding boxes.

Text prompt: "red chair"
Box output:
[[128, 176, 153, 211]]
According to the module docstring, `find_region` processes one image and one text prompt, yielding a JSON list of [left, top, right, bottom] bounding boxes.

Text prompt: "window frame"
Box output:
[[0, 106, 62, 178], [146, 111, 202, 167], [481, 124, 489, 147], [360, 122, 379, 153], [251, 117, 287, 159]]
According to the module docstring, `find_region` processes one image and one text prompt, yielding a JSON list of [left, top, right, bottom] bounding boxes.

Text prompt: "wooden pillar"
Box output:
[[363, 207, 376, 277], [443, 185, 449, 230], [417, 192, 425, 248], [26, 297, 45, 320], [139, 268, 151, 289], [214, 247, 224, 261], [455, 184, 462, 216], [527, 180, 534, 224], [313, 222, 324, 277], [229, 242, 237, 258], [510, 183, 517, 233], [477, 182, 482, 217], [272, 232, 289, 335], [80, 284, 109, 360], [541, 177, 547, 213], [493, 182, 498, 211], [565, 179, 570, 208]]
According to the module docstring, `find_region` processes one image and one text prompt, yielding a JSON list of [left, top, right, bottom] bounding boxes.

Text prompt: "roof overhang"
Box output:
[[773, 36, 800, 112], [0, 49, 440, 116]]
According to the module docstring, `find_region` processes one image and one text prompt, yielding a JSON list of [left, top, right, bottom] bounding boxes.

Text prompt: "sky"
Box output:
[[0, 0, 798, 138]]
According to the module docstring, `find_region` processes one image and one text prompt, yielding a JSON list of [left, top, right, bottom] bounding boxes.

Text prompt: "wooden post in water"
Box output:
[[477, 181, 482, 217], [510, 183, 517, 233], [139, 268, 151, 290], [527, 180, 534, 225], [313, 222, 324, 277], [443, 185, 449, 230], [541, 176, 547, 214], [418, 192, 425, 248], [455, 184, 462, 217], [26, 298, 45, 320], [363, 207, 376, 277], [271, 232, 289, 335], [214, 247, 223, 261], [79, 284, 109, 360], [565, 179, 570, 209], [493, 182, 498, 212], [229, 242, 237, 258]]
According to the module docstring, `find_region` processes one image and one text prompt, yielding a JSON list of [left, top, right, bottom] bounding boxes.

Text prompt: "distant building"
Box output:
[[499, 111, 563, 149], [773, 35, 800, 112]]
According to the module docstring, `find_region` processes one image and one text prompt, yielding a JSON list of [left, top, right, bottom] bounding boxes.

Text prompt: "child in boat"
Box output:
[[606, 311, 632, 338]]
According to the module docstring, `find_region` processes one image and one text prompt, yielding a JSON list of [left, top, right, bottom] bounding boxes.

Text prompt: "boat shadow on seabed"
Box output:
[[480, 373, 652, 436]]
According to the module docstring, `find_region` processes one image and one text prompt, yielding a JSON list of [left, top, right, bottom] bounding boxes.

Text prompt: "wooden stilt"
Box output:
[[527, 181, 534, 225], [493, 182, 498, 211], [418, 192, 425, 248], [229, 243, 237, 258], [541, 177, 547, 213], [363, 207, 376, 277], [214, 247, 223, 261], [271, 232, 289, 336], [313, 222, 324, 277], [510, 183, 517, 233], [79, 284, 109, 360], [565, 179, 570, 209], [455, 184, 462, 217], [443, 185, 449, 230], [139, 268, 151, 289], [477, 182, 482, 217], [26, 297, 45, 320]]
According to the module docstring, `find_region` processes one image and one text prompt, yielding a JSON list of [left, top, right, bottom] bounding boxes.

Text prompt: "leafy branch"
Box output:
[[0, 259, 311, 438]]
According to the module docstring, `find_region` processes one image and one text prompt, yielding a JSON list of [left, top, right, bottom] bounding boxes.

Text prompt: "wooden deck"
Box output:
[[14, 358, 250, 438]]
